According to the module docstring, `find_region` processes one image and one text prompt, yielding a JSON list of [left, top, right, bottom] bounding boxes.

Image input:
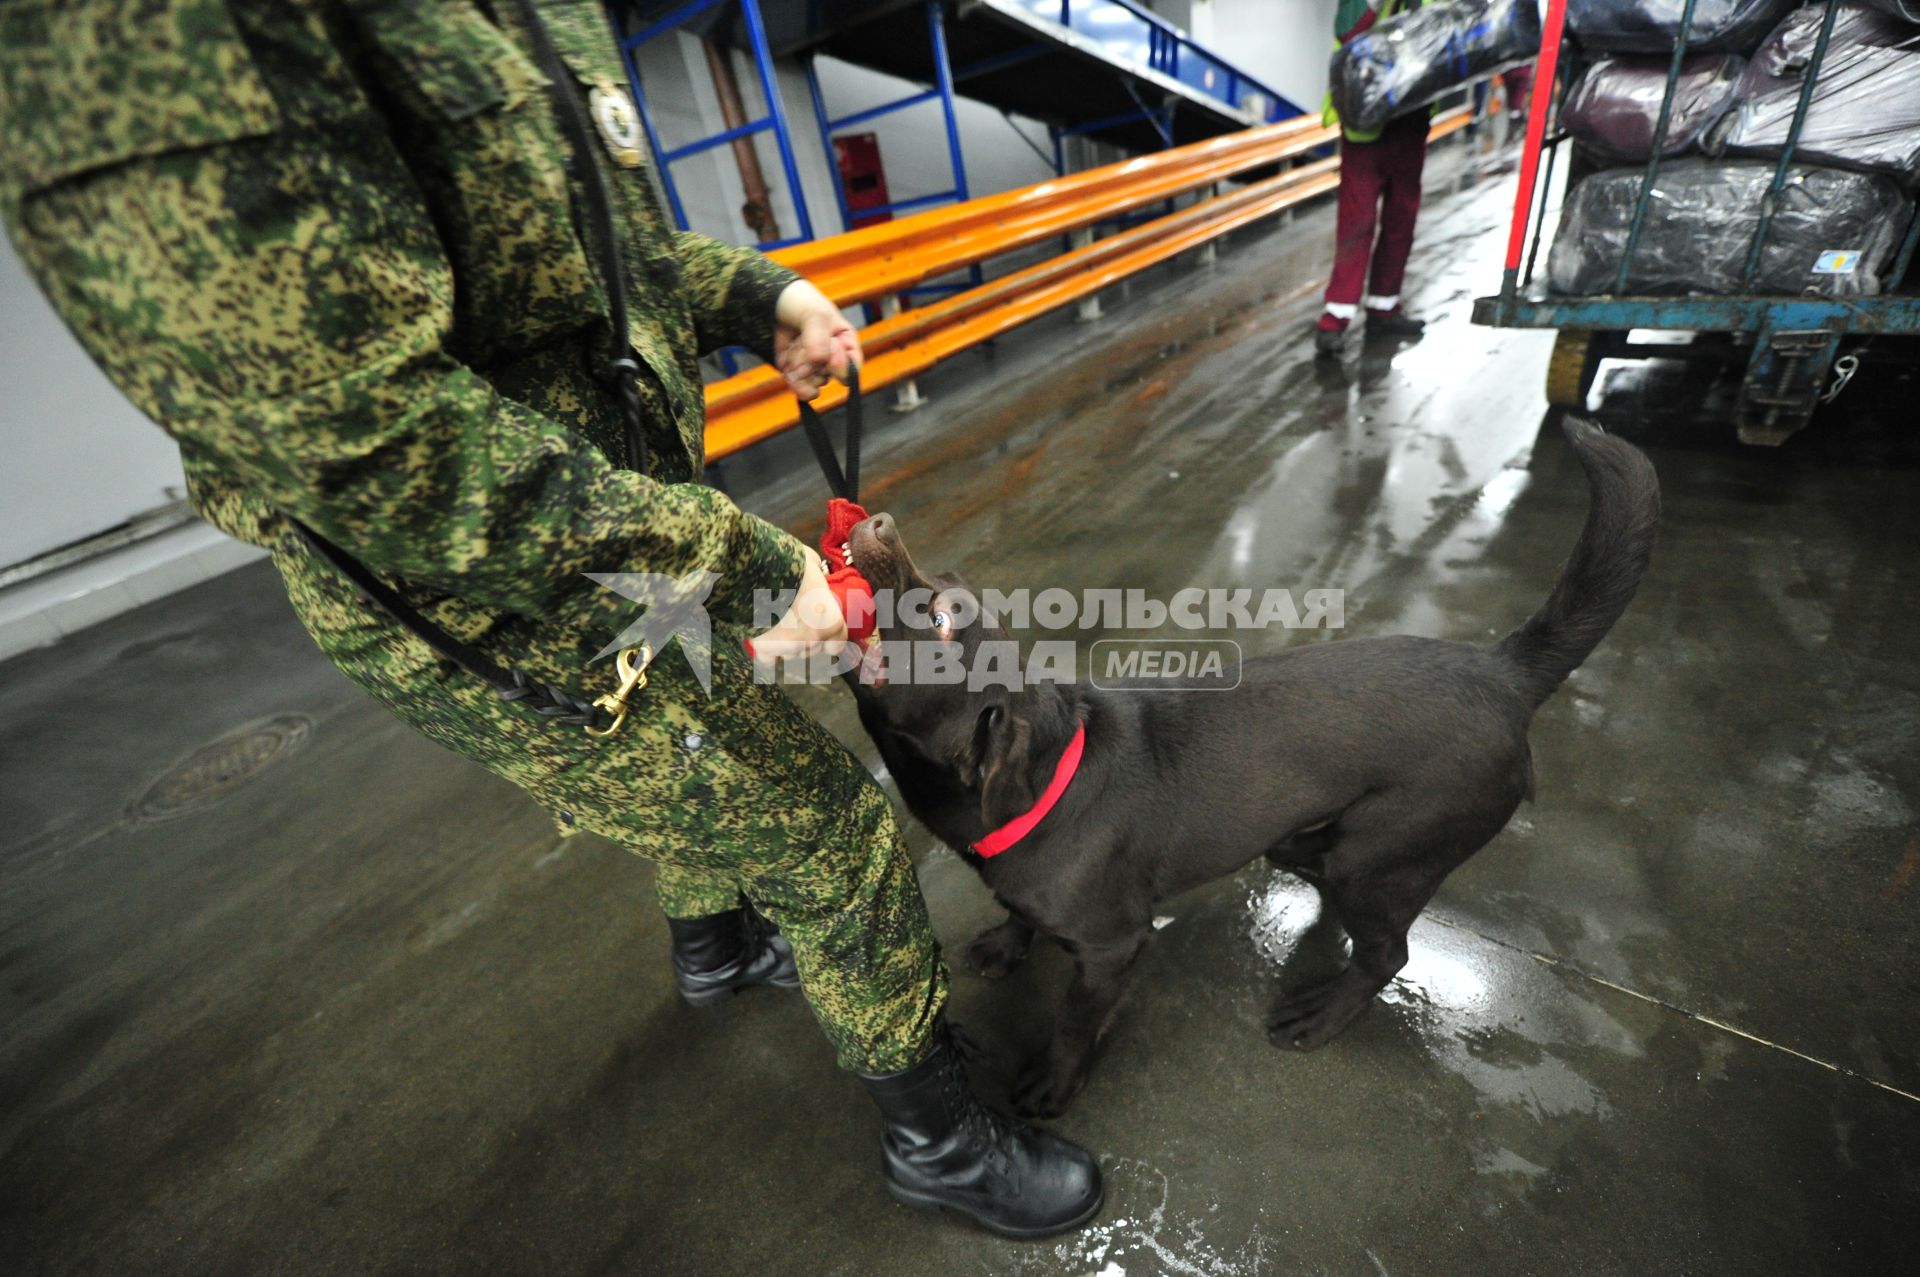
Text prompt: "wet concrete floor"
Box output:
[[4, 140, 1918, 1274]]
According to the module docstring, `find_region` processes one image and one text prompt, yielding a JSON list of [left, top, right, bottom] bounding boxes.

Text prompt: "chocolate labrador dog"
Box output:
[[842, 420, 1658, 1117]]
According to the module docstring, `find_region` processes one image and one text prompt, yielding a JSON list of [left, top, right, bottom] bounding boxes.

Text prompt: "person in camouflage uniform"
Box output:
[[0, 0, 1099, 1237]]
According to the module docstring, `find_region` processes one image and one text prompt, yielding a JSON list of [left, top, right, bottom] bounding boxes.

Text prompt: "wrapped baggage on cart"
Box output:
[[1566, 0, 1800, 52], [1472, 0, 1920, 445], [1713, 3, 1920, 180], [1547, 160, 1908, 296], [1562, 55, 1746, 162]]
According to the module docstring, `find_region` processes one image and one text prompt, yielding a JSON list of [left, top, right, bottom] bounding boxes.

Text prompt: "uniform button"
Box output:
[[684, 733, 704, 751]]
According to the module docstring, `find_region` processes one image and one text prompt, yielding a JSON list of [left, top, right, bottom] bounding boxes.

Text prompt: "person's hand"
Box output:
[[774, 278, 861, 401], [746, 547, 852, 676]]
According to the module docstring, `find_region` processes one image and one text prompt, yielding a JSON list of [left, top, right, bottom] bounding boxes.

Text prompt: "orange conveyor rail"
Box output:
[[768, 112, 1330, 308], [705, 110, 1470, 460]]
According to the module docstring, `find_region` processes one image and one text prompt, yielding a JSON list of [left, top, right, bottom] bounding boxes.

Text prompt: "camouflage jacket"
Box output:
[[0, 0, 806, 663]]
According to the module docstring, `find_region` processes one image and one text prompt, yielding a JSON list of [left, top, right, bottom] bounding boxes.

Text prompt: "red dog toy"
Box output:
[[819, 497, 877, 643]]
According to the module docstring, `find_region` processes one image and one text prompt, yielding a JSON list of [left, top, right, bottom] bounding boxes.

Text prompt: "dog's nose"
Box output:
[[867, 512, 896, 544]]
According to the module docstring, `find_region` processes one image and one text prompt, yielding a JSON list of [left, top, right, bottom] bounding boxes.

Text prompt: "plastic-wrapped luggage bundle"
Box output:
[[1327, 0, 1543, 135], [1547, 159, 1910, 295], [1742, 0, 1920, 71], [1562, 55, 1746, 162], [1565, 0, 1800, 52], [1714, 3, 1920, 181], [1860, 0, 1920, 20]]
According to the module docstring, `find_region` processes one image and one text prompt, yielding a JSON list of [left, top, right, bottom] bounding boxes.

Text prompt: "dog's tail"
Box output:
[[1491, 418, 1660, 710]]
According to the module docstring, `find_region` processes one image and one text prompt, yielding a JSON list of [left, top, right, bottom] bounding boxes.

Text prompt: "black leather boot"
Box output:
[[667, 908, 800, 1006], [859, 1024, 1103, 1239]]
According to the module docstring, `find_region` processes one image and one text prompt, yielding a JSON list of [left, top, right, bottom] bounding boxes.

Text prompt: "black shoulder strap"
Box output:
[[293, 522, 608, 730], [511, 0, 651, 476]]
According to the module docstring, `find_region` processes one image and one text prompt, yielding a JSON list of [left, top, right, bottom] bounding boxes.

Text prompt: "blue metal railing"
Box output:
[[1007, 0, 1307, 123]]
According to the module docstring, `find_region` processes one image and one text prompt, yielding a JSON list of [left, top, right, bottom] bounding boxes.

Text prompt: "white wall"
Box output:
[[0, 232, 267, 662], [0, 232, 186, 568], [1186, 0, 1340, 115]]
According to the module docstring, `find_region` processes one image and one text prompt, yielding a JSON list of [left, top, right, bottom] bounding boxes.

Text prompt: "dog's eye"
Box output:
[[931, 610, 951, 630]]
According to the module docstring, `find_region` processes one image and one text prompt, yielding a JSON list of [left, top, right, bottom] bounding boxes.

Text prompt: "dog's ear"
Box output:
[[965, 702, 1036, 827]]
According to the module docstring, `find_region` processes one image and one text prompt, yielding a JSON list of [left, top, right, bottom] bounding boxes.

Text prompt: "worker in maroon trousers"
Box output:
[[1500, 62, 1535, 126], [1316, 0, 1431, 355]]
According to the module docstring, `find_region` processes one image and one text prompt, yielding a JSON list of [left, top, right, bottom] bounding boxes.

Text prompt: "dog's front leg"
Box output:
[[1013, 931, 1149, 1119], [964, 915, 1035, 978]]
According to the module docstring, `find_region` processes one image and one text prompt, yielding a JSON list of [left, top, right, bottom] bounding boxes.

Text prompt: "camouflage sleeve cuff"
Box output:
[[708, 509, 809, 627], [727, 250, 800, 364], [672, 232, 800, 364]]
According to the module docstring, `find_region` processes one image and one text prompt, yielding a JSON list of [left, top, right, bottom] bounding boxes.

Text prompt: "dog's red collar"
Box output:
[[971, 720, 1086, 859]]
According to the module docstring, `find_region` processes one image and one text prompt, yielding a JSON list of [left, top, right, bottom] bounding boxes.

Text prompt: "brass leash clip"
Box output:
[[585, 643, 651, 738]]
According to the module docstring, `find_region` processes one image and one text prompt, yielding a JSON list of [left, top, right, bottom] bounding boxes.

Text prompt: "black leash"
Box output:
[[293, 1, 656, 736], [512, 0, 651, 476], [796, 363, 863, 503], [294, 522, 615, 730]]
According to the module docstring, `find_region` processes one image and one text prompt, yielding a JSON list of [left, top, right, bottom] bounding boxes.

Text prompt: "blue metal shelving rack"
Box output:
[[616, 0, 1310, 251], [616, 0, 817, 250], [804, 2, 974, 234]]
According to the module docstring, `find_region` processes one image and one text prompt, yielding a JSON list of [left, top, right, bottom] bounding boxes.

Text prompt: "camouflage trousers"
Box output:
[[277, 543, 948, 1075]]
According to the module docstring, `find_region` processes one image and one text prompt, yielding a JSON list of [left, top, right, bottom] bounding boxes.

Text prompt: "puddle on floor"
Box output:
[[1242, 871, 1630, 1127], [1000, 1156, 1277, 1277]]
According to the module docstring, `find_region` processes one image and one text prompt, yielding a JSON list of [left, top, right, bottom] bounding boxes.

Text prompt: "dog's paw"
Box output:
[[1266, 980, 1365, 1052], [963, 925, 1031, 980], [1011, 1056, 1081, 1120]]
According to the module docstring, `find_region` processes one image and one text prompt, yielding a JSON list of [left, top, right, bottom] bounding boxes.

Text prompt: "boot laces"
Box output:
[[940, 1024, 1019, 1176]]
